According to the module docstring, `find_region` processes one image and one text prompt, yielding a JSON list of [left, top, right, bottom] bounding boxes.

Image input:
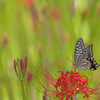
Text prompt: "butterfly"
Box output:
[[74, 38, 100, 70]]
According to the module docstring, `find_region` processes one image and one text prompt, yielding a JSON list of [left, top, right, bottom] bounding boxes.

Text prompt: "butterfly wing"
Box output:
[[77, 59, 90, 70], [75, 38, 85, 63], [76, 49, 90, 70], [86, 44, 93, 58]]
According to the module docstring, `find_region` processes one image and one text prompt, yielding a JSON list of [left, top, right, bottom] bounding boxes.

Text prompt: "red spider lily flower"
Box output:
[[27, 70, 33, 82], [51, 8, 60, 21], [42, 7, 48, 15], [14, 57, 27, 80], [2, 33, 8, 45], [36, 65, 100, 100], [24, 0, 34, 9], [82, 8, 88, 19], [61, 33, 70, 43], [98, 6, 100, 15]]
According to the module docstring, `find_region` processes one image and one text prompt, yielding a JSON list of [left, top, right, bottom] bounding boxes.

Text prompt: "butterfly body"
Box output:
[[74, 38, 100, 70]]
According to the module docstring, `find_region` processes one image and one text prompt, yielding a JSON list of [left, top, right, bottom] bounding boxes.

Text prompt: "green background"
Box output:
[[0, 0, 100, 100]]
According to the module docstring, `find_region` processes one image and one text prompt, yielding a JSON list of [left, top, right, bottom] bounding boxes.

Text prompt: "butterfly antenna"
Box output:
[[72, 54, 76, 66], [67, 57, 73, 63], [67, 56, 75, 68]]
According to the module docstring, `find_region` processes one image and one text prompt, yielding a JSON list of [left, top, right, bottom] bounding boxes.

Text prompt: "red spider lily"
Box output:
[[51, 8, 60, 21], [42, 7, 48, 15], [36, 65, 100, 100], [61, 33, 70, 43], [98, 6, 100, 15], [14, 57, 27, 80], [82, 9, 88, 19], [2, 33, 8, 45], [24, 0, 34, 9]]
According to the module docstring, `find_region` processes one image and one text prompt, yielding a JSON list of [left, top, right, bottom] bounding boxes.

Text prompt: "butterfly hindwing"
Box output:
[[76, 48, 90, 70], [86, 44, 93, 58], [77, 59, 90, 70]]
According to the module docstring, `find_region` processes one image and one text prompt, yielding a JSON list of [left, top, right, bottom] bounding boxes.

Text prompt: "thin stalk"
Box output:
[[21, 80, 25, 100], [26, 87, 28, 100], [24, 76, 28, 100]]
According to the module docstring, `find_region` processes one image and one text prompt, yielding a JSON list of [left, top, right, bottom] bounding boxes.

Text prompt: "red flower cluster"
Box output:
[[55, 71, 99, 100], [37, 66, 100, 100]]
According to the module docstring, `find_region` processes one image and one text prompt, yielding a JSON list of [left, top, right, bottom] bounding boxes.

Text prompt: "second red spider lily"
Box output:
[[36, 64, 100, 100], [14, 57, 33, 100]]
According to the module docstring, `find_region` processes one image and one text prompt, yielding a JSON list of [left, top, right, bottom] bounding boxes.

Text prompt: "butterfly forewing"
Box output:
[[75, 38, 85, 63]]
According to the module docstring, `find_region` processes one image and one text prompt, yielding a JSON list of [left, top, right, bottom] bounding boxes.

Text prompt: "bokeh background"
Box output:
[[0, 0, 100, 100]]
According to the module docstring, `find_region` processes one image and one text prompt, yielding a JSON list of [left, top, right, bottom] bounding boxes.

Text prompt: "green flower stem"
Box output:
[[26, 87, 28, 100], [20, 80, 25, 100], [24, 76, 28, 100]]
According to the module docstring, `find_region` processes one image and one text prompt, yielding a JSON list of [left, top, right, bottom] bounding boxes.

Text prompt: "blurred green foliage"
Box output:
[[0, 0, 100, 100]]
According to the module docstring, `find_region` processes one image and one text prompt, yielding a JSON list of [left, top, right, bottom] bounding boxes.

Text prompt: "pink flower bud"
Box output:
[[43, 90, 47, 100], [27, 70, 33, 82], [20, 59, 24, 72]]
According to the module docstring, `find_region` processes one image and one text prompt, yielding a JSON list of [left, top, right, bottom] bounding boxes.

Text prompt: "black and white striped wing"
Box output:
[[75, 38, 85, 63]]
